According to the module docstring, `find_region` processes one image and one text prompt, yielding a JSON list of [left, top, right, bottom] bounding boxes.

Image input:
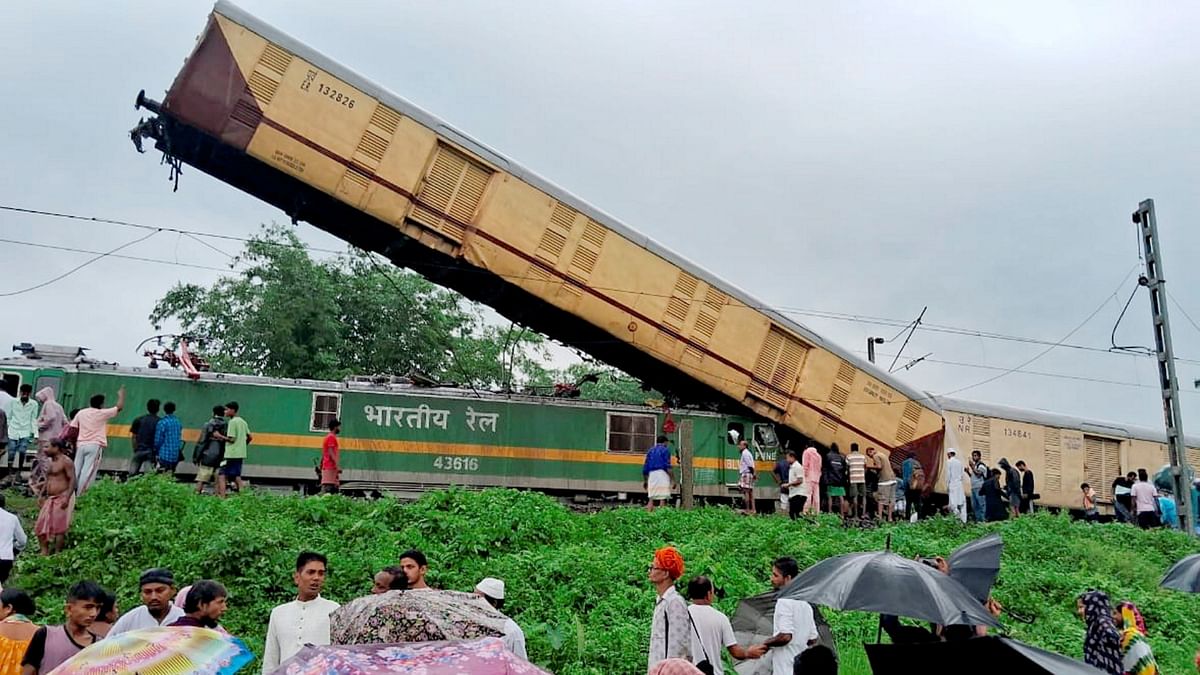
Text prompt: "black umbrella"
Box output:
[[1160, 553, 1200, 593], [729, 591, 837, 675], [864, 636, 1107, 675], [948, 533, 1004, 603], [777, 550, 999, 628]]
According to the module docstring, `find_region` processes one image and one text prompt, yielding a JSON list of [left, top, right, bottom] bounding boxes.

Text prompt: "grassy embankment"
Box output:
[[7, 478, 1199, 674]]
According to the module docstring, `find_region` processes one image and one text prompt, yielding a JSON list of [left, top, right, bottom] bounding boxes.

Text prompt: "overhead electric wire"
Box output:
[[937, 265, 1140, 397], [0, 236, 231, 274], [0, 230, 161, 297], [8, 203, 1200, 373]]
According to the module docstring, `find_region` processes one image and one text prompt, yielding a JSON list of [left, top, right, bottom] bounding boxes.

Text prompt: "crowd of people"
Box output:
[[0, 547, 527, 674], [643, 437, 1056, 526], [1103, 468, 1200, 533]]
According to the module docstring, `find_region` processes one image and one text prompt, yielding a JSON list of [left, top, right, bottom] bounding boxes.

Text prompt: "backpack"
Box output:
[[909, 466, 926, 492]]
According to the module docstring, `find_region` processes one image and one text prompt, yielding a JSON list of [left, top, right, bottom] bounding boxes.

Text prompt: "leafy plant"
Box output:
[[11, 478, 1200, 674]]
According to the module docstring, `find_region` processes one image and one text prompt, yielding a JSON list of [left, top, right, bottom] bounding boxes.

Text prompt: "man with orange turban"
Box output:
[[647, 546, 690, 671]]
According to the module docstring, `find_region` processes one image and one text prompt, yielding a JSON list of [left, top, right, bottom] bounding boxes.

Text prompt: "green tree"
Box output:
[[149, 224, 547, 385]]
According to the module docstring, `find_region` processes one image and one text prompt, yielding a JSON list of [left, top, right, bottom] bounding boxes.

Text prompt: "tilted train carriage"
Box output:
[[129, 1, 947, 486]]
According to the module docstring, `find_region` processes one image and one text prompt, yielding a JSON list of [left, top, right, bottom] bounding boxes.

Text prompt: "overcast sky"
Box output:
[[3, 1, 1200, 432]]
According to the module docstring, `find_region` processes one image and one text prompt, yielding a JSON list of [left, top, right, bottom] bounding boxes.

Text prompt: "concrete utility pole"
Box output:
[[1133, 199, 1195, 535]]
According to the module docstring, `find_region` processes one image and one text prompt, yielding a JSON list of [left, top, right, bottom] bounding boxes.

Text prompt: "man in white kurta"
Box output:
[[262, 552, 340, 673], [474, 577, 527, 659], [946, 449, 967, 523]]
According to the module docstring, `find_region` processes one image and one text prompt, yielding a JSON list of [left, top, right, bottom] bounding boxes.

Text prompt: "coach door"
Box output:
[[1084, 435, 1122, 502]]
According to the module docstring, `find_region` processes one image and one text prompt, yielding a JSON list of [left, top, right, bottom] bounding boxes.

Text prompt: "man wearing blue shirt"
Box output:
[[642, 435, 674, 512], [154, 402, 184, 474]]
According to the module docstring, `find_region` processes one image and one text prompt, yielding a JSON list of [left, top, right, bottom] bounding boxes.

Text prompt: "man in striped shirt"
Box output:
[[154, 402, 183, 474], [846, 444, 867, 519]]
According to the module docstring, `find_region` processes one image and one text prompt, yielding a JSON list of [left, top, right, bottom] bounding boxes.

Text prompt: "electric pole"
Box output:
[[1133, 199, 1195, 535]]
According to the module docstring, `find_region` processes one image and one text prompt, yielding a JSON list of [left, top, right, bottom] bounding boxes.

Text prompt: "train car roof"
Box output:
[[936, 395, 1200, 448], [0, 355, 741, 418], [209, 1, 939, 413]]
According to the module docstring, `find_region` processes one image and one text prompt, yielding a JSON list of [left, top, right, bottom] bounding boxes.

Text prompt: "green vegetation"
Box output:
[[11, 478, 1200, 674]]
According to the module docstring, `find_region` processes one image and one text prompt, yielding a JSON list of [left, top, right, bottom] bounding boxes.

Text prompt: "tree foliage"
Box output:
[[14, 479, 1200, 675], [149, 224, 547, 386]]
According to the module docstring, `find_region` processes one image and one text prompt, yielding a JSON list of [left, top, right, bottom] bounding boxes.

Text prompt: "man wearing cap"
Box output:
[[647, 546, 690, 671], [474, 577, 527, 659], [107, 568, 183, 635]]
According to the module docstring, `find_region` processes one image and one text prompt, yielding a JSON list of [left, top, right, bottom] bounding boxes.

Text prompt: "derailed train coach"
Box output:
[[129, 2, 948, 485]]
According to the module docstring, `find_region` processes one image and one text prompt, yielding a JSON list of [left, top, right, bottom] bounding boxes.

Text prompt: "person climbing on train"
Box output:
[[643, 435, 675, 512]]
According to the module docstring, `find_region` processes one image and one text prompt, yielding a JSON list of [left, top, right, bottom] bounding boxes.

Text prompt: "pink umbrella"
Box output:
[[270, 637, 548, 675]]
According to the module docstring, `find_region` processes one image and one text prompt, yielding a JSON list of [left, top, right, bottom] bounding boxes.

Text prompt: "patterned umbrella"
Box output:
[[331, 589, 508, 645], [271, 637, 549, 674], [49, 626, 252, 675]]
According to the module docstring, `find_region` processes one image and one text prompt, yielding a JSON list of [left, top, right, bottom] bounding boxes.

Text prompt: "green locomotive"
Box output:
[[1, 344, 779, 501]]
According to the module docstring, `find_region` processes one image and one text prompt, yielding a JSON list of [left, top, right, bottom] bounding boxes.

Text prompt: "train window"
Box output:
[[34, 376, 61, 400], [607, 412, 657, 453], [310, 392, 342, 432], [0, 373, 18, 398], [726, 422, 745, 445], [754, 424, 779, 449]]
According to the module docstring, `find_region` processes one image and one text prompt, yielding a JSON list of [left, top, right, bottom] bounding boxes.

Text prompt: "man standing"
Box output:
[[801, 446, 822, 514], [399, 549, 431, 589], [1130, 468, 1160, 529], [945, 449, 967, 523], [771, 453, 790, 515], [864, 447, 882, 518], [108, 568, 183, 635], [822, 446, 847, 517], [737, 440, 757, 515], [647, 546, 690, 671], [128, 399, 161, 478], [217, 402, 249, 497], [169, 580, 228, 628], [473, 577, 527, 660], [997, 458, 1021, 518], [194, 405, 228, 495], [6, 385, 38, 477], [71, 387, 126, 495], [1112, 471, 1136, 523], [0, 494, 27, 582], [902, 456, 925, 521], [154, 402, 183, 474], [784, 450, 805, 519], [320, 419, 341, 494], [263, 551, 340, 673], [846, 444, 867, 519], [686, 576, 751, 673], [642, 435, 674, 512], [20, 580, 104, 675], [746, 557, 819, 675], [1016, 460, 1035, 514], [968, 451, 989, 524], [35, 441, 74, 556]]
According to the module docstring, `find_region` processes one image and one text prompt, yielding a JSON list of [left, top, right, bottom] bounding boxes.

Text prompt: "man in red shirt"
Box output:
[[320, 419, 341, 494]]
